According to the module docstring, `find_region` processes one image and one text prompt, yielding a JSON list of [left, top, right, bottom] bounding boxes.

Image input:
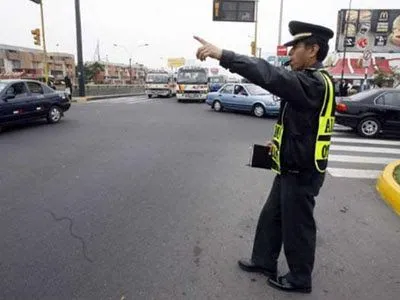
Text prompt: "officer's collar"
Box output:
[[305, 61, 324, 71]]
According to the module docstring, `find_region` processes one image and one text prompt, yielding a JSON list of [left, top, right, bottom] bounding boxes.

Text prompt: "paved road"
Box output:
[[1, 95, 399, 300]]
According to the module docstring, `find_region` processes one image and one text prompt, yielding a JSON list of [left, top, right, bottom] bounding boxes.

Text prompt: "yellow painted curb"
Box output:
[[376, 160, 400, 216]]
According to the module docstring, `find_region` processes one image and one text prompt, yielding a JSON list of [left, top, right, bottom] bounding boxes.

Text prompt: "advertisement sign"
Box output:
[[213, 0, 256, 23], [167, 58, 186, 68], [336, 9, 400, 53]]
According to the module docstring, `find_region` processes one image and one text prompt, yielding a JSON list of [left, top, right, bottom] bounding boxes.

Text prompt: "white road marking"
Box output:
[[332, 131, 353, 136], [87, 96, 150, 104], [327, 168, 381, 179], [328, 155, 397, 164], [331, 137, 400, 146], [330, 145, 400, 155]]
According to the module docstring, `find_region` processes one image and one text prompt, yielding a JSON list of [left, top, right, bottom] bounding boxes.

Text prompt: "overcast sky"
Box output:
[[1, 0, 398, 69]]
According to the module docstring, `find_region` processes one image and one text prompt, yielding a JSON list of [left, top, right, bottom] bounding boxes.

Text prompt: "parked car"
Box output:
[[0, 79, 71, 130], [206, 83, 280, 118], [335, 88, 400, 137]]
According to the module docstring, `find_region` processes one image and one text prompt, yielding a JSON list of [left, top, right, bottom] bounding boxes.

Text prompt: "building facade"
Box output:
[[0, 44, 75, 83], [87, 60, 147, 84]]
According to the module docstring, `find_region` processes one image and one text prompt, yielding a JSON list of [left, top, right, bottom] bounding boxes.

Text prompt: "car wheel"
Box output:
[[213, 100, 223, 112], [47, 106, 62, 124], [253, 104, 265, 118], [357, 117, 381, 137]]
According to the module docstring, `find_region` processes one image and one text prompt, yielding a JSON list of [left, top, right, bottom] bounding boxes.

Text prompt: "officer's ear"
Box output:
[[306, 43, 320, 59]]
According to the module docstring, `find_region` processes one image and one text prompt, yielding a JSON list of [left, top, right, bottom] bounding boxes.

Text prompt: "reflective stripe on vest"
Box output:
[[271, 71, 335, 174], [271, 103, 287, 174], [314, 71, 335, 173]]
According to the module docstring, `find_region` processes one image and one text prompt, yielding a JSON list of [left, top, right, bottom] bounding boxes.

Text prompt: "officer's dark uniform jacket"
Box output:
[[220, 51, 335, 174]]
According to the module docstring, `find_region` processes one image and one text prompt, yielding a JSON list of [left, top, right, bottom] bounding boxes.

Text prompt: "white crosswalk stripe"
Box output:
[[87, 96, 158, 105], [327, 131, 399, 179]]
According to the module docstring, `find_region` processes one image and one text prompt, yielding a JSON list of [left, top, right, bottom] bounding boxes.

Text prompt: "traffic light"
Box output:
[[31, 28, 41, 46], [251, 41, 256, 56]]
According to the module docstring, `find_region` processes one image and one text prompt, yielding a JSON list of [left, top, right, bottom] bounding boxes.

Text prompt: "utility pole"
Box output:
[[75, 0, 85, 96], [253, 0, 259, 57]]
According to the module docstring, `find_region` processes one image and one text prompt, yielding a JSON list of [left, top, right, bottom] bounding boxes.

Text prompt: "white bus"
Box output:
[[176, 66, 208, 102], [145, 71, 176, 98]]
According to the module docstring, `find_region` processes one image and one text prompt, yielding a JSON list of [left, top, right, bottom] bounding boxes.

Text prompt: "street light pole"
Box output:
[[129, 57, 132, 84], [114, 43, 149, 84], [278, 0, 284, 47], [275, 0, 284, 66], [75, 0, 85, 96], [254, 0, 259, 57]]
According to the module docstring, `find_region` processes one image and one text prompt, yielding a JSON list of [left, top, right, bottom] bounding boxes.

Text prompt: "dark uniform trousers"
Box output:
[[251, 170, 325, 287]]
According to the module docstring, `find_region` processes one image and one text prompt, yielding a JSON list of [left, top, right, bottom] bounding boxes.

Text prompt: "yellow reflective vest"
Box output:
[[271, 70, 335, 174]]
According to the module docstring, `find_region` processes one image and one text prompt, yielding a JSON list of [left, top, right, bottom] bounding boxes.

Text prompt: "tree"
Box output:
[[82, 62, 105, 83]]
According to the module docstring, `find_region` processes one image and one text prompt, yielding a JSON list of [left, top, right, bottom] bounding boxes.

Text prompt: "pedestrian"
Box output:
[[64, 74, 73, 101], [194, 20, 335, 294]]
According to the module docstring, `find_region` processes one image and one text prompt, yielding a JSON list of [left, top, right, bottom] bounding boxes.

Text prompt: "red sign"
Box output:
[[210, 68, 219, 75], [276, 45, 287, 56]]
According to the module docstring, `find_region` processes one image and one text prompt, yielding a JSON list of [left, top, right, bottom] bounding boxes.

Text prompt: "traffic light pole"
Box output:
[[75, 0, 85, 96], [39, 1, 48, 83]]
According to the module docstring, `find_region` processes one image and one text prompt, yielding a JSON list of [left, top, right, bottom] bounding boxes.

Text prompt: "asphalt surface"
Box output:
[[1, 95, 400, 300]]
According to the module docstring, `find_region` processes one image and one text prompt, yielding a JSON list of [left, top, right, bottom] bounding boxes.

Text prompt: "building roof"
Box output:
[[0, 44, 74, 58]]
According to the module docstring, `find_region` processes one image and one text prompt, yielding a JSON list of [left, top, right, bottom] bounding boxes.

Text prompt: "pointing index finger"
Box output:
[[194, 36, 208, 45]]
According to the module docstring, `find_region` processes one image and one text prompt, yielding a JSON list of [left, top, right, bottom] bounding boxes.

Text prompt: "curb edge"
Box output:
[[376, 160, 400, 216]]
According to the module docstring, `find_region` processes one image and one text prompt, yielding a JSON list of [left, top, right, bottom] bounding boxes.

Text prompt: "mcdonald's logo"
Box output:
[[379, 11, 389, 21]]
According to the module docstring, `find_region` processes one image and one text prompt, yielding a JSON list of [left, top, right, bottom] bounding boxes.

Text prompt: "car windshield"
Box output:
[[146, 74, 169, 83], [0, 82, 7, 93], [177, 70, 207, 83], [245, 85, 270, 95], [348, 89, 380, 101]]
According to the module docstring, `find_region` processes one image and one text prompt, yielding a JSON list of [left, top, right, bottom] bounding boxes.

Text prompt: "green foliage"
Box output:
[[83, 62, 105, 83]]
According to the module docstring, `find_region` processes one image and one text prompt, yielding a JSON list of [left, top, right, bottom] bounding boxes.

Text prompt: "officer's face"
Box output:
[[288, 42, 319, 71]]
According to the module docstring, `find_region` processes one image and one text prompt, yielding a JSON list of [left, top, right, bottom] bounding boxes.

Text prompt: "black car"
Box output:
[[335, 88, 400, 137], [0, 79, 71, 130]]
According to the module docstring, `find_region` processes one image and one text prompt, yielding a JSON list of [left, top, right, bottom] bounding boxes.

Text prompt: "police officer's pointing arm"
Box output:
[[194, 36, 324, 110]]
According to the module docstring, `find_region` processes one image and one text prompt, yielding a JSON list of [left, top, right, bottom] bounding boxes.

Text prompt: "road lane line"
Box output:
[[328, 155, 397, 164], [331, 137, 400, 146], [330, 145, 400, 155], [327, 168, 381, 179]]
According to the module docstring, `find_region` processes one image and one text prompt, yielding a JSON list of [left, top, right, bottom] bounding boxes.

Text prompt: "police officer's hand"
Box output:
[[266, 141, 274, 155], [194, 36, 223, 61]]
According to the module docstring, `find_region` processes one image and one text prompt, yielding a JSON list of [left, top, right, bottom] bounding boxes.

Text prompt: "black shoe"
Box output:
[[268, 275, 312, 294], [238, 259, 277, 278]]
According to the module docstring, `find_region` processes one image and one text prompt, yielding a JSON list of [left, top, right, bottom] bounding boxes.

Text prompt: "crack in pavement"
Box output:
[[47, 210, 94, 263]]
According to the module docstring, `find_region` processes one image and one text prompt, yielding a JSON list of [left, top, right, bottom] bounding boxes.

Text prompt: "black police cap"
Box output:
[[283, 21, 334, 47]]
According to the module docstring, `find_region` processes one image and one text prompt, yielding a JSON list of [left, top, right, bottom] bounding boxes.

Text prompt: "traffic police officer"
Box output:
[[195, 21, 335, 294]]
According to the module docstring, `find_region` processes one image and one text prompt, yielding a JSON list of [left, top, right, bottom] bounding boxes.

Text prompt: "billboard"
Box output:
[[167, 58, 185, 68], [336, 9, 400, 53], [213, 0, 256, 23]]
